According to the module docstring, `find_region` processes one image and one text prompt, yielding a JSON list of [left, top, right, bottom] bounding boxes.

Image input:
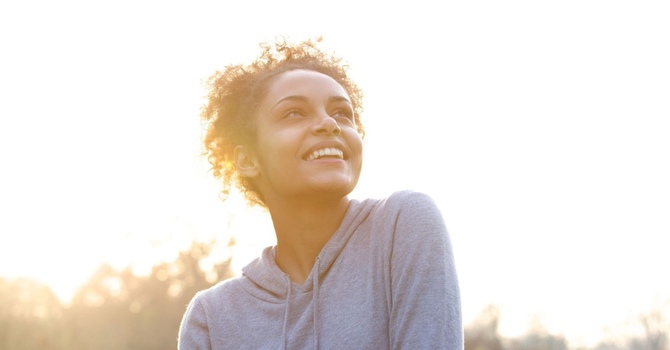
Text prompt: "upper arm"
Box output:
[[388, 192, 463, 350], [178, 295, 212, 350]]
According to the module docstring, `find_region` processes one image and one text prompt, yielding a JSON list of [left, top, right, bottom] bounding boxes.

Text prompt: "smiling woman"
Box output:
[[177, 38, 463, 349], [239, 69, 364, 212]]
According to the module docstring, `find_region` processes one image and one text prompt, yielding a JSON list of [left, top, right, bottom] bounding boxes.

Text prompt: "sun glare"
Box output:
[[1, 1, 669, 347]]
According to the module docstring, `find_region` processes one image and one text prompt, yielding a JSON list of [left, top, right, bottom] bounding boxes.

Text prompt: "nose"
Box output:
[[313, 114, 341, 136]]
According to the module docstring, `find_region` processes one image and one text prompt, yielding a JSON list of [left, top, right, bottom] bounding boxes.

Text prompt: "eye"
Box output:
[[283, 109, 305, 119], [331, 108, 354, 121]]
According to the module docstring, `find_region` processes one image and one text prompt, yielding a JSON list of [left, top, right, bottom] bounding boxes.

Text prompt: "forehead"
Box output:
[[263, 69, 350, 104]]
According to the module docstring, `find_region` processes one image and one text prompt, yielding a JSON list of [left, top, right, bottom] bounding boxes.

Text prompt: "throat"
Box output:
[[270, 198, 350, 285], [275, 243, 320, 285]]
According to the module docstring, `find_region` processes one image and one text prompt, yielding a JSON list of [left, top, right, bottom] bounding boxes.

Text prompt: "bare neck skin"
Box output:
[[265, 196, 350, 285]]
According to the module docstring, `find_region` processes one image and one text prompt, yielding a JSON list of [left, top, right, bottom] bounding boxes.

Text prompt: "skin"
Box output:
[[234, 69, 364, 284]]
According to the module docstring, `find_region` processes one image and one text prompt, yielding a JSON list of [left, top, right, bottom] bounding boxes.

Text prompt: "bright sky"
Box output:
[[1, 0, 669, 347]]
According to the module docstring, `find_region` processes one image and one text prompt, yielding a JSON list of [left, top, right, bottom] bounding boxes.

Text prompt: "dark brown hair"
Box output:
[[201, 37, 364, 207]]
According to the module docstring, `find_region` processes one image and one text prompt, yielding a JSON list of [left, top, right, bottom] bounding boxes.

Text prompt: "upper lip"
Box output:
[[302, 140, 349, 160]]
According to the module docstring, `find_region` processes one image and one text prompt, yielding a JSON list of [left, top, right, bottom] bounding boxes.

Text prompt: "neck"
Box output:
[[266, 195, 350, 284]]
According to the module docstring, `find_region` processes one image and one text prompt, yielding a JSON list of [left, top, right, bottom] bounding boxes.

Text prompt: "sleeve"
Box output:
[[388, 192, 463, 350], [178, 295, 212, 350]]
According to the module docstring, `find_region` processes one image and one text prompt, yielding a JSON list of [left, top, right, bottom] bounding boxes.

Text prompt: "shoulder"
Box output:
[[179, 276, 248, 349], [386, 190, 438, 209], [188, 275, 246, 311], [358, 190, 446, 240], [383, 191, 449, 244], [368, 190, 442, 220]]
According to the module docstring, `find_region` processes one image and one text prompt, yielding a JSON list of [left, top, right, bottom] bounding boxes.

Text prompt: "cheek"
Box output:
[[346, 132, 364, 155], [254, 134, 294, 170]]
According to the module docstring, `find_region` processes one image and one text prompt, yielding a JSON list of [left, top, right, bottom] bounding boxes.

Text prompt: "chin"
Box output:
[[309, 179, 358, 197], [322, 186, 356, 197]]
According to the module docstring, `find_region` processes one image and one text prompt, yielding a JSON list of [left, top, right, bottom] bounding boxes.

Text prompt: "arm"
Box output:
[[388, 192, 463, 350], [178, 295, 212, 350]]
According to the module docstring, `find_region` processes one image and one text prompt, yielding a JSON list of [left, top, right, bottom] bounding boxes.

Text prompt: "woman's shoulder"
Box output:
[[387, 189, 436, 203], [190, 274, 245, 308], [373, 190, 439, 213], [354, 190, 443, 229]]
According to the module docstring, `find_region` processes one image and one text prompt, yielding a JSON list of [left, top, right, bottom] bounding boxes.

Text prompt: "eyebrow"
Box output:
[[271, 95, 352, 111]]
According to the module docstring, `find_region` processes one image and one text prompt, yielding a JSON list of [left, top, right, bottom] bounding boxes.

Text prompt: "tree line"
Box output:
[[0, 241, 233, 350], [464, 303, 669, 350], [1, 242, 667, 350]]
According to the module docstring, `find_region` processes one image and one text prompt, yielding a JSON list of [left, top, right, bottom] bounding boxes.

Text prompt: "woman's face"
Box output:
[[242, 69, 363, 204]]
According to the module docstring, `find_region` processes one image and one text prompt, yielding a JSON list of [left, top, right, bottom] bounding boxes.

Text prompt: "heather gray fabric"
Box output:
[[178, 191, 462, 349]]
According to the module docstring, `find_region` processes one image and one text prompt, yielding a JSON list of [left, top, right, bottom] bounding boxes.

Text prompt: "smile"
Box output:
[[305, 147, 344, 161]]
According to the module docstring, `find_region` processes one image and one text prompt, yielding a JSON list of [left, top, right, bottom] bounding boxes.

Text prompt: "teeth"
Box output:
[[306, 147, 344, 161]]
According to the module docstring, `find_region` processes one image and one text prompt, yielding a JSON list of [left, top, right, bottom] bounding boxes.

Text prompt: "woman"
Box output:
[[179, 38, 462, 349]]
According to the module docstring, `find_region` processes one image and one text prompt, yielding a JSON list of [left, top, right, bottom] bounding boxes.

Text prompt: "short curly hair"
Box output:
[[201, 37, 365, 207]]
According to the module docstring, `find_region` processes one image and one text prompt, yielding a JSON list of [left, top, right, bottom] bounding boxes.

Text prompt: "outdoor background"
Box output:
[[1, 1, 668, 349]]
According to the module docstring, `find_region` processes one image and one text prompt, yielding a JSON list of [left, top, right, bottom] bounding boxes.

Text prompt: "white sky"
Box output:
[[1, 0, 669, 347]]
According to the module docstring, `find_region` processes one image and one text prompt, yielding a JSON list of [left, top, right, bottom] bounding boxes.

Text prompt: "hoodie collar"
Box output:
[[241, 196, 374, 299]]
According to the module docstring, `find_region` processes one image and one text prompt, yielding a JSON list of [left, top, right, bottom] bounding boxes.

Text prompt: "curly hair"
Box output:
[[201, 37, 365, 207]]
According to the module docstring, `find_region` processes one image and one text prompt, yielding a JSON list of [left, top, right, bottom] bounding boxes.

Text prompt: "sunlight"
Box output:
[[1, 1, 669, 348]]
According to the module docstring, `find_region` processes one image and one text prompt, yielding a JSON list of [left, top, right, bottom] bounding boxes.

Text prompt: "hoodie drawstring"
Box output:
[[280, 258, 321, 350], [312, 257, 321, 350], [281, 274, 291, 350]]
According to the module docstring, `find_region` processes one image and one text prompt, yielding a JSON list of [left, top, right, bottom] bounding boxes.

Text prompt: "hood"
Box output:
[[241, 197, 375, 299], [239, 197, 376, 349]]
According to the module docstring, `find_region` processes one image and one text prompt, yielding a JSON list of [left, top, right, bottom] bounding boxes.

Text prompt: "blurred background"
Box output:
[[1, 1, 668, 349]]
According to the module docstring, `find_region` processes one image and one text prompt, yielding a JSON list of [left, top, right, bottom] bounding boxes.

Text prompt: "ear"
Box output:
[[234, 145, 260, 178]]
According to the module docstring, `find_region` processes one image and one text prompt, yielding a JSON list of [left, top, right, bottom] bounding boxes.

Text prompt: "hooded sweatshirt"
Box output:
[[178, 190, 462, 350]]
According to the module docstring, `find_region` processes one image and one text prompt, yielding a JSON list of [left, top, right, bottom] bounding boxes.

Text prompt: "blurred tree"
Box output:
[[464, 305, 570, 350], [0, 277, 65, 350], [626, 299, 670, 350], [65, 240, 234, 350], [504, 321, 568, 350], [465, 305, 504, 350]]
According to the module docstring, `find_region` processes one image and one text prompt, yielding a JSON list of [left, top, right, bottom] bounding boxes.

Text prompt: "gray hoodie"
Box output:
[[178, 191, 462, 349]]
